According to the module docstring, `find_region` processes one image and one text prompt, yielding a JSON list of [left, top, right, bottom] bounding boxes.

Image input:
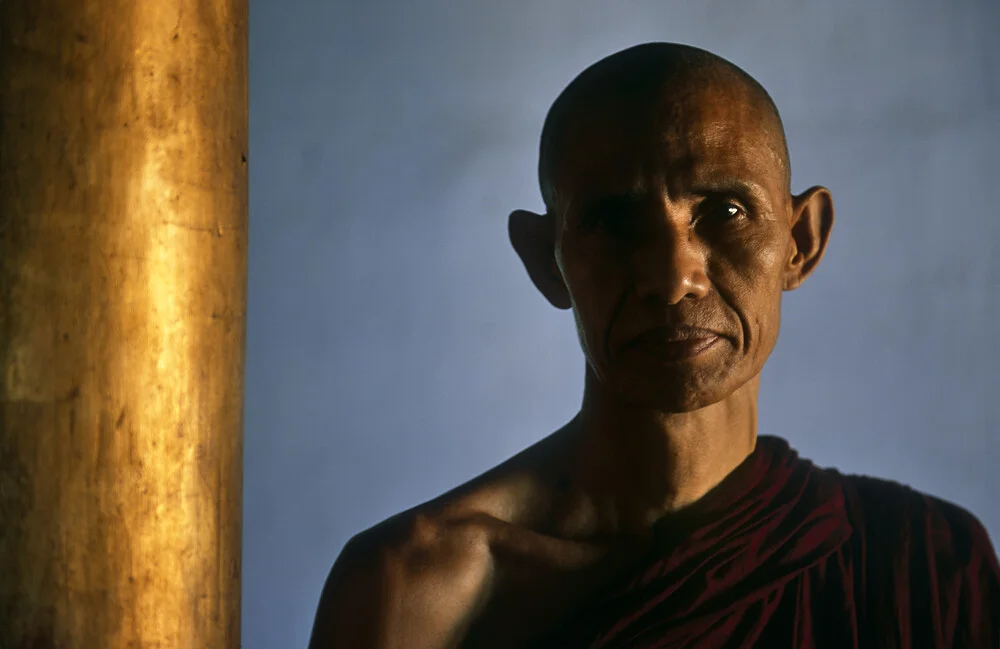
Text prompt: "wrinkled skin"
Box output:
[[513, 76, 831, 415], [507, 70, 834, 535]]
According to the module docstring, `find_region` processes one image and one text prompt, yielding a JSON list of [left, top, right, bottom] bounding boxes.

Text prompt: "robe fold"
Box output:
[[536, 436, 1000, 648]]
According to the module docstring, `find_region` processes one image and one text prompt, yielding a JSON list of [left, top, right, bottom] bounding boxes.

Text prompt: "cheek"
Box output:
[[560, 246, 624, 347], [726, 222, 786, 271], [751, 247, 786, 355], [720, 225, 788, 296], [714, 229, 788, 353]]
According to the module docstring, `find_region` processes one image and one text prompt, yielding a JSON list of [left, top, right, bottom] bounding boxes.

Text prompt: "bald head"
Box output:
[[510, 42, 834, 415], [539, 43, 791, 212]]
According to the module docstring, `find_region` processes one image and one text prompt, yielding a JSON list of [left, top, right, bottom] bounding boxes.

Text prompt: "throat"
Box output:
[[552, 390, 759, 539]]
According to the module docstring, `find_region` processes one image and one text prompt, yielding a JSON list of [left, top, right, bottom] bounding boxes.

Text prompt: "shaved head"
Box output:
[[539, 43, 791, 212], [511, 41, 833, 413]]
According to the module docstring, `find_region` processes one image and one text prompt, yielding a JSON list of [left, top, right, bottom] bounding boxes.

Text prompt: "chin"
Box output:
[[626, 384, 730, 414], [608, 366, 742, 414]]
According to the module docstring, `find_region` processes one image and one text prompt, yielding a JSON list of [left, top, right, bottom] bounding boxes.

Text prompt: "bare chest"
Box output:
[[460, 526, 651, 649]]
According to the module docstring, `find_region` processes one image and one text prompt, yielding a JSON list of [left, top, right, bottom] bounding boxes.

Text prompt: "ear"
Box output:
[[508, 209, 572, 310], [783, 186, 834, 291]]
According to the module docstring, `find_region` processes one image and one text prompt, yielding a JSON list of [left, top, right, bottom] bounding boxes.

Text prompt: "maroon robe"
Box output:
[[536, 436, 1000, 648]]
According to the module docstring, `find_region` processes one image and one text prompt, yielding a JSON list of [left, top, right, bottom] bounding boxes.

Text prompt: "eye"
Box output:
[[698, 197, 749, 225], [719, 203, 745, 221], [578, 195, 643, 233]]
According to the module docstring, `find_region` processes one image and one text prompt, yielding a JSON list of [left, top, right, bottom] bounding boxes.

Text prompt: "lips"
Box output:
[[624, 325, 722, 361]]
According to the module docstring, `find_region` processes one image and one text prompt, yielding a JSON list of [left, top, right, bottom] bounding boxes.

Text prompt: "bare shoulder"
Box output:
[[307, 506, 502, 649], [307, 435, 566, 649]]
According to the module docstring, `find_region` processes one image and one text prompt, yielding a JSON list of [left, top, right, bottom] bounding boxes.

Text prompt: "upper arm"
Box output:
[[308, 535, 387, 649], [306, 515, 496, 649], [844, 476, 1000, 646], [950, 508, 1000, 648]]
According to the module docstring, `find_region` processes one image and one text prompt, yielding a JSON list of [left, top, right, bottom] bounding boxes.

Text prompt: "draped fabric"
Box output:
[[536, 437, 1000, 648]]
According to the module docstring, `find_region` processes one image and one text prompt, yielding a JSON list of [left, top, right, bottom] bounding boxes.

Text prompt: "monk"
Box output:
[[307, 43, 1000, 648]]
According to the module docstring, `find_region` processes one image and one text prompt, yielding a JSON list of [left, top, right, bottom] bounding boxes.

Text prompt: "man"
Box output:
[[308, 43, 1000, 648]]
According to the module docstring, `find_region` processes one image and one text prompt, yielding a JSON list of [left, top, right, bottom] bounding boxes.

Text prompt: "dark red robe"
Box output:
[[536, 436, 1000, 648]]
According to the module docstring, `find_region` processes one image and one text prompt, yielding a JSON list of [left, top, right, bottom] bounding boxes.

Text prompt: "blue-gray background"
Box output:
[[245, 2, 999, 647]]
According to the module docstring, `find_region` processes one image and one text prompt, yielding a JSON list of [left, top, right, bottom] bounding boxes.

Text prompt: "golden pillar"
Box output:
[[0, 1, 247, 647]]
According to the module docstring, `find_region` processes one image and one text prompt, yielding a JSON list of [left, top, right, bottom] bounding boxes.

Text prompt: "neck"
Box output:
[[559, 369, 760, 537]]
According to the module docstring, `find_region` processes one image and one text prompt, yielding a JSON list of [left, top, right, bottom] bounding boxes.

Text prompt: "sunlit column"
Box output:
[[0, 2, 248, 647]]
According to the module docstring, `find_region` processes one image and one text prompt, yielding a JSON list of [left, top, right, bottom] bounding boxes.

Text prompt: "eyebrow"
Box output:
[[575, 191, 646, 215], [565, 175, 771, 216], [688, 177, 766, 202]]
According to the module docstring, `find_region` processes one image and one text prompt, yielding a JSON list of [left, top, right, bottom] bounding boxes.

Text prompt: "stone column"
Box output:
[[0, 2, 248, 647]]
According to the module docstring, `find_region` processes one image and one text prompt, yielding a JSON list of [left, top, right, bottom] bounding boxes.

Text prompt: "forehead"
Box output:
[[551, 86, 785, 205]]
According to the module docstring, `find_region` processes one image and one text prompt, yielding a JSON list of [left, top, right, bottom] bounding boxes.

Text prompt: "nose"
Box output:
[[631, 221, 710, 305]]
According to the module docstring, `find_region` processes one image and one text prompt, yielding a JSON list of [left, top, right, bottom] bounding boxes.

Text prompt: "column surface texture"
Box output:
[[0, 1, 248, 647]]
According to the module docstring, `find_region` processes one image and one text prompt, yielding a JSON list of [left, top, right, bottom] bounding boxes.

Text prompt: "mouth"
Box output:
[[624, 326, 722, 362]]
